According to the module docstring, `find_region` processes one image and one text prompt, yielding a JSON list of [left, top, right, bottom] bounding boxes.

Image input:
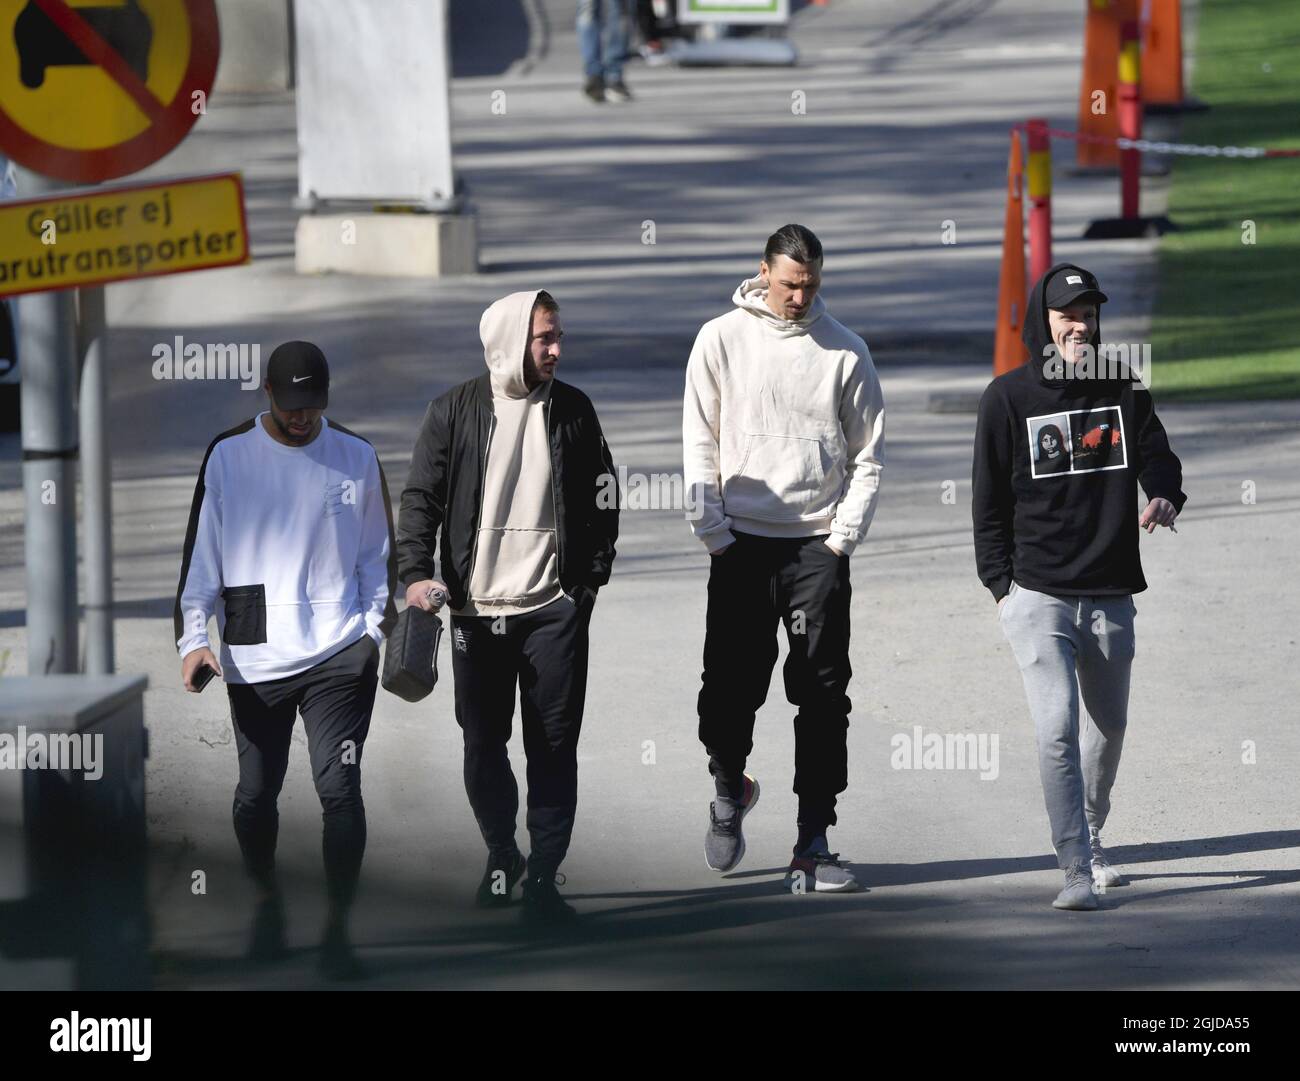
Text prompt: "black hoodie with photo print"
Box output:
[[971, 262, 1187, 601]]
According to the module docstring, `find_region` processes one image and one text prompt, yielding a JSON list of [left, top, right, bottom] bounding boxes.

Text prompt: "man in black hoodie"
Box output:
[[972, 263, 1186, 911]]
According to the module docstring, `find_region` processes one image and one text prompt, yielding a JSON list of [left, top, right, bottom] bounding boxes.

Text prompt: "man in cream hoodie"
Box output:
[[398, 291, 618, 925], [683, 225, 885, 893]]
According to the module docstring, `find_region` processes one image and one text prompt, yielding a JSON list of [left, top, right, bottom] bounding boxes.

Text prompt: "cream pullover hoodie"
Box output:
[[455, 290, 565, 617], [683, 275, 885, 555]]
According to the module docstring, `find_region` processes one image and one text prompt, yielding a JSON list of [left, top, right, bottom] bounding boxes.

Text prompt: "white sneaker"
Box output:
[[1089, 827, 1127, 889]]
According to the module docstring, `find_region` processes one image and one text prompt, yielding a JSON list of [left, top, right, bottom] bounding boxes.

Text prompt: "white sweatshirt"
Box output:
[[683, 275, 885, 555], [175, 413, 397, 684]]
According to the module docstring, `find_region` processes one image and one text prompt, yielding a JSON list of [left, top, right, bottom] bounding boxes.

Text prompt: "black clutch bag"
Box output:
[[381, 604, 444, 702]]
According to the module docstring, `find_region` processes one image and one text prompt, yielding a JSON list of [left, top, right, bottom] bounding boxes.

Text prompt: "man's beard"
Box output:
[[273, 411, 315, 443]]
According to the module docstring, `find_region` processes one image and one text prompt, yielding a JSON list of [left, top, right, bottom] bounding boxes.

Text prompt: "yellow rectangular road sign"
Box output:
[[0, 171, 248, 298]]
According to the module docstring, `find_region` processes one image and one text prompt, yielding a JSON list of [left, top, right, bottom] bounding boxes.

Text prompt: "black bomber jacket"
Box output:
[[395, 374, 619, 610]]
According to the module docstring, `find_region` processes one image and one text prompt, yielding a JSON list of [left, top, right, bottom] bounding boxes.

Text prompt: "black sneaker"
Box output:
[[318, 922, 368, 982], [583, 75, 605, 103], [475, 849, 527, 908], [521, 872, 576, 926], [604, 80, 633, 103], [247, 894, 288, 963]]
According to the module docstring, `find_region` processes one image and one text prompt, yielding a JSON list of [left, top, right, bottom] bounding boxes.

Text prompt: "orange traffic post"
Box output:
[[1141, 0, 1184, 107], [1025, 118, 1053, 282], [1083, 14, 1174, 239], [1076, 0, 1137, 169], [993, 129, 1027, 377]]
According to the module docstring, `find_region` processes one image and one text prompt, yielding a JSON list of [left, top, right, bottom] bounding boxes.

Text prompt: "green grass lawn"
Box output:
[[1150, 0, 1300, 400]]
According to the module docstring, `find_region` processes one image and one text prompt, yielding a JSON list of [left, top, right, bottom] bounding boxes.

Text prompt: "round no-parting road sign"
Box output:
[[0, 0, 220, 182]]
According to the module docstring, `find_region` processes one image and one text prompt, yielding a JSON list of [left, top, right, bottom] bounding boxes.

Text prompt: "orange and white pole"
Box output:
[[1026, 118, 1053, 281], [1118, 19, 1142, 218]]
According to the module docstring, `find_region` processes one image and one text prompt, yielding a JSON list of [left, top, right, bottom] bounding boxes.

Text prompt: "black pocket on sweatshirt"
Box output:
[[222, 584, 267, 646]]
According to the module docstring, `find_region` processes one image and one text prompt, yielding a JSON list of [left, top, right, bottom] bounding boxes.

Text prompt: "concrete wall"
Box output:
[[213, 0, 293, 93]]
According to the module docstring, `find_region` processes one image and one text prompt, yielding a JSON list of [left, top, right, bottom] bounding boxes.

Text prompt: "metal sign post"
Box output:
[[14, 167, 79, 675], [1, 0, 223, 675], [77, 284, 111, 675]]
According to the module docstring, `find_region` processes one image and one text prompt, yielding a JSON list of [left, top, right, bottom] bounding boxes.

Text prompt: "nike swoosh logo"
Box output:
[[292, 375, 311, 383]]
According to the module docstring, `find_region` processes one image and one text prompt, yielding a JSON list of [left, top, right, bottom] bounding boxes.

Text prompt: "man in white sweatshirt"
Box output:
[[683, 225, 885, 893], [174, 341, 397, 979]]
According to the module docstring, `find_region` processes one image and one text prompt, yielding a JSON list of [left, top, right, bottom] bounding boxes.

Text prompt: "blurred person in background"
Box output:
[[579, 0, 633, 102], [636, 0, 678, 63]]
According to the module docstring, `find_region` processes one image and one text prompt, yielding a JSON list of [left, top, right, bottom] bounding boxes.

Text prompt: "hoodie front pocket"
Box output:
[[222, 584, 267, 646], [725, 431, 840, 520]]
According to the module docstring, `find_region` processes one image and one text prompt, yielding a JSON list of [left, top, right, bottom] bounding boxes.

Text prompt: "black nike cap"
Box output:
[[1045, 266, 1108, 310], [266, 340, 329, 411]]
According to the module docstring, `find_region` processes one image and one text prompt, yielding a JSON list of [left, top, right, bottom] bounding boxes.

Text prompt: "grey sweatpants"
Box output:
[[999, 582, 1136, 868]]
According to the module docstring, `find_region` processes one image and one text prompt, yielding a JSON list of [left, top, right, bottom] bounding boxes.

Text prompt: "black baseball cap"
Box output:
[[1044, 266, 1108, 310], [266, 340, 329, 411]]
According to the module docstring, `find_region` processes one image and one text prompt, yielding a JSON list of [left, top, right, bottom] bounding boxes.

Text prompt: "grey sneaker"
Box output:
[[1089, 827, 1127, 888], [704, 773, 759, 872], [785, 836, 860, 893], [1053, 858, 1100, 910]]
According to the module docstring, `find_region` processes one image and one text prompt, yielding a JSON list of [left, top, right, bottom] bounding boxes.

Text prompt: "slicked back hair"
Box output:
[[534, 290, 560, 314], [763, 224, 823, 268]]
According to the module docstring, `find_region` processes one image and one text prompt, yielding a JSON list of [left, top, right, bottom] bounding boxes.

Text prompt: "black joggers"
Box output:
[[226, 634, 379, 913], [450, 592, 592, 877], [697, 531, 853, 833]]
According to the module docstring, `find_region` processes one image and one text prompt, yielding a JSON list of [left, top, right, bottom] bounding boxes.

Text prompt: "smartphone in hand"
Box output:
[[191, 663, 217, 692]]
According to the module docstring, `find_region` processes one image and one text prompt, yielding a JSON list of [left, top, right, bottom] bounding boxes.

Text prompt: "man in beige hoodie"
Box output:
[[398, 290, 618, 925], [683, 225, 885, 894]]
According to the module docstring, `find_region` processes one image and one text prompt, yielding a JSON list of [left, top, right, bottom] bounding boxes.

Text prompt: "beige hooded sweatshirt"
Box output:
[[454, 290, 564, 617], [683, 274, 886, 555]]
